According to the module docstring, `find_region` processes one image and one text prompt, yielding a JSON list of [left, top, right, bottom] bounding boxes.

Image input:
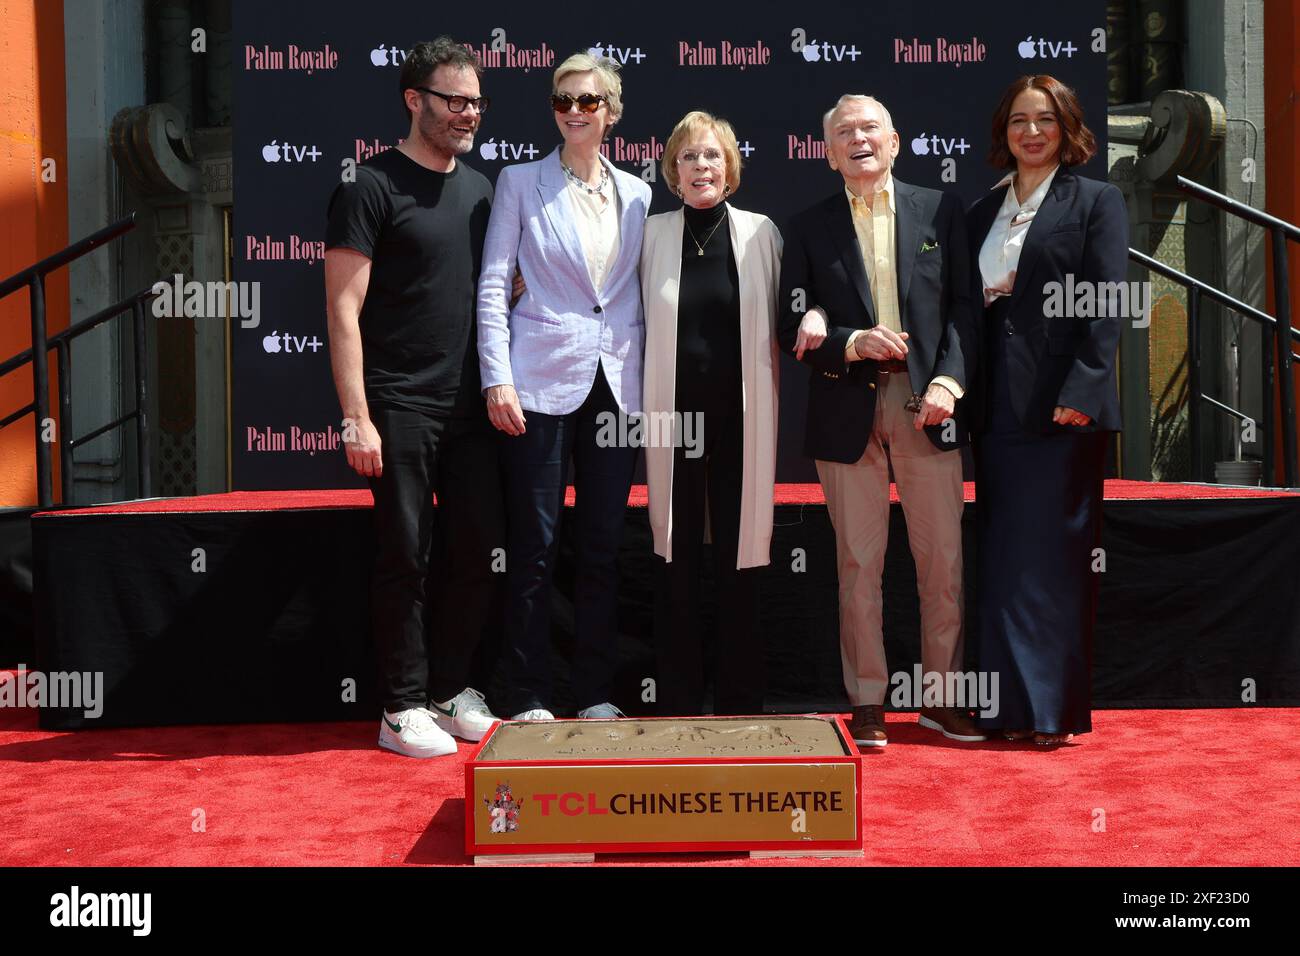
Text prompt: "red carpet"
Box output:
[[33, 479, 1299, 517], [3, 682, 1296, 866]]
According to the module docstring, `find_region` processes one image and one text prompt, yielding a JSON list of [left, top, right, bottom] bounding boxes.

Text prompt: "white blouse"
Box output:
[[978, 164, 1060, 306], [567, 174, 621, 294]]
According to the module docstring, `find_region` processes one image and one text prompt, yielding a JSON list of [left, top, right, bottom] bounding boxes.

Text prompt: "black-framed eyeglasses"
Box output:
[[412, 87, 490, 114], [550, 93, 608, 114]]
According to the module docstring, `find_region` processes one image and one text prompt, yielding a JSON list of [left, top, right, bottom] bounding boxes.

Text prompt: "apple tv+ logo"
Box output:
[[790, 28, 860, 64], [262, 331, 323, 355], [1017, 36, 1078, 59], [262, 141, 322, 163], [910, 133, 971, 157], [369, 43, 408, 66], [479, 139, 540, 163]]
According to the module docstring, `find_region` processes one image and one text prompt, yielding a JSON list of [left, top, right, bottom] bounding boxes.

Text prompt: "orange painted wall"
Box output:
[[0, 0, 68, 507], [1264, 0, 1300, 486]]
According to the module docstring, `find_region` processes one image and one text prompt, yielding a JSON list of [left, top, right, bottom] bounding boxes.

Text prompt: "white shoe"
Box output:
[[511, 708, 555, 721], [577, 702, 626, 719], [429, 687, 498, 742], [378, 708, 457, 758]]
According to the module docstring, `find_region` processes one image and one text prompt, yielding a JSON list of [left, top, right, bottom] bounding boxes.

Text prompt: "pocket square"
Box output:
[[920, 240, 940, 253]]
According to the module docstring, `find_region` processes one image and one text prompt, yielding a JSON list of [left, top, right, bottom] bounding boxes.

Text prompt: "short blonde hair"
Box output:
[[552, 52, 624, 121], [661, 111, 743, 196]]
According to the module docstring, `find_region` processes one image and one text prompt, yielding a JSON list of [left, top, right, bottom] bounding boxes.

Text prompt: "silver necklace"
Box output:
[[562, 161, 609, 196]]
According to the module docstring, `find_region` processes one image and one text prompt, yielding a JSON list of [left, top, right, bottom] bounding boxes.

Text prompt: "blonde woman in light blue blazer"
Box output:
[[476, 52, 650, 723]]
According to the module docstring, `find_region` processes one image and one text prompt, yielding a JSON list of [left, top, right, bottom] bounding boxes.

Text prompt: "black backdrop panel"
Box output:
[[230, 0, 1108, 489], [32, 496, 1300, 730]]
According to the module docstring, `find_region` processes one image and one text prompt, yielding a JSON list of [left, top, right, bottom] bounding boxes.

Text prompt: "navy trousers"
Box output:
[[496, 365, 638, 715]]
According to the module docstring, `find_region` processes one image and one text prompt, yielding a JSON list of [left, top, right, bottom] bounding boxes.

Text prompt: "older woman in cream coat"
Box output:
[[641, 111, 781, 716]]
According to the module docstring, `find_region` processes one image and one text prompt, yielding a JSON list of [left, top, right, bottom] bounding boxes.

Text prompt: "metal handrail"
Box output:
[[0, 215, 136, 299], [1177, 175, 1300, 243], [1128, 248, 1297, 484], [1176, 176, 1299, 486], [0, 216, 152, 507]]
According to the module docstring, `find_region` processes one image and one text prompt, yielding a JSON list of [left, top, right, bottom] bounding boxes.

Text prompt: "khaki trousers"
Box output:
[[815, 373, 966, 706]]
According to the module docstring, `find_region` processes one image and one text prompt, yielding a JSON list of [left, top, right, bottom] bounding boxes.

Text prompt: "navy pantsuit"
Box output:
[[967, 168, 1128, 735]]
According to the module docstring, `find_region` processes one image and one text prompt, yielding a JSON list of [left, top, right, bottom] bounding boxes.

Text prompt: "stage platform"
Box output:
[[27, 481, 1300, 729]]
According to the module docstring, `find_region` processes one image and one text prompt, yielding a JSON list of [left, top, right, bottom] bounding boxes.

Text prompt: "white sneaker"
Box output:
[[511, 708, 555, 721], [577, 702, 626, 719], [378, 708, 457, 758], [429, 687, 498, 742]]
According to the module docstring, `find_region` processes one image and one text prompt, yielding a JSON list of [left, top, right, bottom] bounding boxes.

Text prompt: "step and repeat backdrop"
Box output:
[[231, 0, 1107, 488]]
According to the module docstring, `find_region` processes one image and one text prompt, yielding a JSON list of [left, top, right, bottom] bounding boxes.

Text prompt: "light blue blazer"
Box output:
[[477, 146, 652, 416]]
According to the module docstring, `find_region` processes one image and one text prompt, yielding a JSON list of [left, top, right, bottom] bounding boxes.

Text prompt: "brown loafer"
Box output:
[[917, 707, 988, 742], [847, 705, 887, 748]]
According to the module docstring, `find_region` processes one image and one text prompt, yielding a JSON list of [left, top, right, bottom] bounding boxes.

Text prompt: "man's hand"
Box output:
[[794, 309, 828, 361], [914, 382, 956, 430], [1053, 405, 1092, 427], [486, 384, 527, 436], [344, 417, 383, 477], [853, 327, 910, 362]]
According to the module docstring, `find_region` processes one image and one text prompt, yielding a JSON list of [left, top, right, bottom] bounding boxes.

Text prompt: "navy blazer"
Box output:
[[777, 179, 976, 463], [966, 167, 1128, 434]]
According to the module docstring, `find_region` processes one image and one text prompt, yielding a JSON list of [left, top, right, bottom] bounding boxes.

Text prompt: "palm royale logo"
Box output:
[[245, 234, 326, 265], [893, 35, 987, 67], [243, 43, 339, 74], [246, 424, 343, 456], [355, 137, 404, 162], [599, 136, 666, 164], [463, 32, 556, 72], [787, 133, 827, 160], [677, 38, 772, 70]]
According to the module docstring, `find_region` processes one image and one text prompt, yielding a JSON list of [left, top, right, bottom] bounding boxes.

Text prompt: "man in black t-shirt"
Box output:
[[325, 37, 504, 758]]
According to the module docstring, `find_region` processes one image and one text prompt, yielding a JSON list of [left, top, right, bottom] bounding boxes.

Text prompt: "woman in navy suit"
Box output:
[[966, 75, 1128, 746]]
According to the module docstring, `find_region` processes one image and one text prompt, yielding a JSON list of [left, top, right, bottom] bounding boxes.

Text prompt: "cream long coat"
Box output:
[[640, 203, 782, 569]]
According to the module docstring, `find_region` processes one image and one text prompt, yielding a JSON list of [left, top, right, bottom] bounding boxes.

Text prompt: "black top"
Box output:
[[325, 148, 493, 417], [676, 202, 741, 415]]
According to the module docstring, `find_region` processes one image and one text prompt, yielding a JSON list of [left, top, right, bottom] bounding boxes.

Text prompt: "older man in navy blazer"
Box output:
[[778, 94, 982, 748], [477, 53, 651, 722]]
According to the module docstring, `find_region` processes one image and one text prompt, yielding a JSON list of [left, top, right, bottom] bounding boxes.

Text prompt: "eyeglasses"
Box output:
[[676, 149, 725, 167], [550, 93, 608, 114], [413, 87, 490, 114]]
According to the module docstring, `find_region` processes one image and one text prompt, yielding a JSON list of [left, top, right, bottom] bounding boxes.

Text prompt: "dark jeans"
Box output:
[[497, 366, 637, 714], [368, 406, 505, 712], [654, 400, 762, 716]]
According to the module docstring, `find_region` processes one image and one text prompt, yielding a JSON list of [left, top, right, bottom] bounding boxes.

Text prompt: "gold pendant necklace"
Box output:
[[684, 207, 726, 256]]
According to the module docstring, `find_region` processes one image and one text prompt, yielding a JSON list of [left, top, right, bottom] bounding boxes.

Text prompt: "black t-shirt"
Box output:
[[325, 148, 493, 417]]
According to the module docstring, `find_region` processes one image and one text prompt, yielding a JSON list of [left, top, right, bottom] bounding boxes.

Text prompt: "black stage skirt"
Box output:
[[973, 298, 1108, 735]]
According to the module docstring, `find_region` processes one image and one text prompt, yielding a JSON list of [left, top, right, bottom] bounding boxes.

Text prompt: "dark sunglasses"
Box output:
[[550, 93, 608, 114], [413, 87, 490, 114]]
